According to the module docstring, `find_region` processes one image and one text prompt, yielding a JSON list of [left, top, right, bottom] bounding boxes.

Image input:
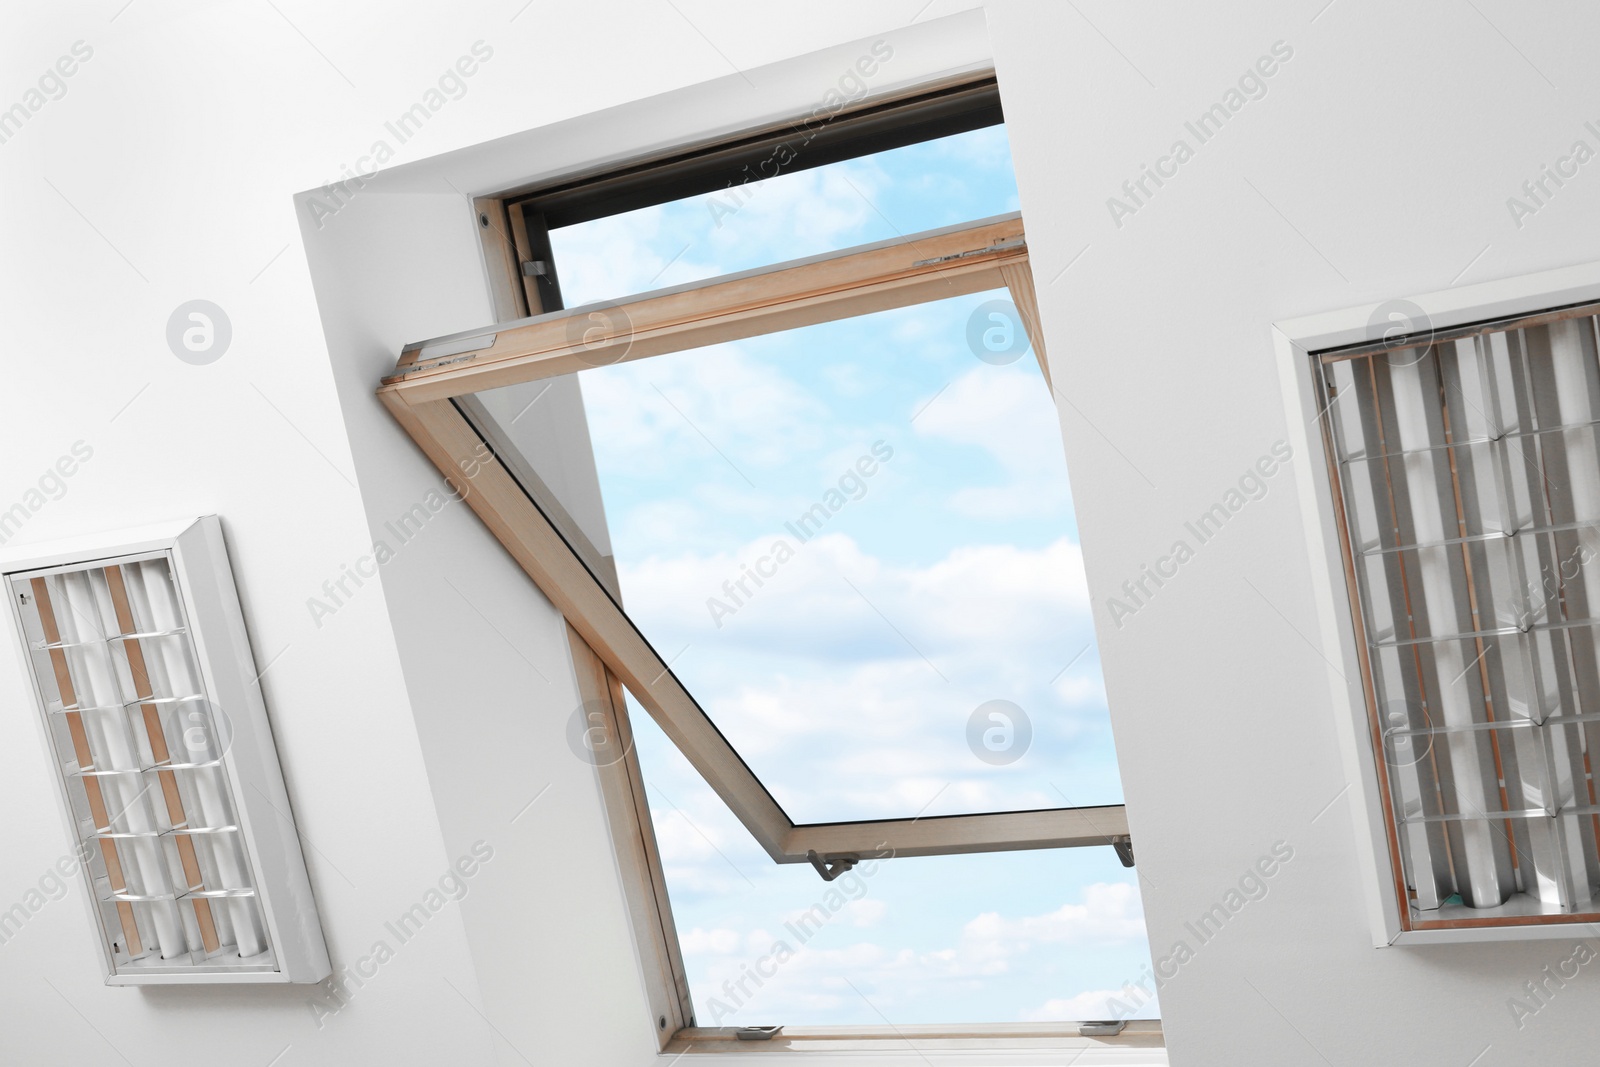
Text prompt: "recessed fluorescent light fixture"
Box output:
[[2, 517, 329, 983], [1280, 260, 1600, 942]]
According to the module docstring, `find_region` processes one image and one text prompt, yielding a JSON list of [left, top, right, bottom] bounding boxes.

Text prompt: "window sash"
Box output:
[[379, 215, 1129, 864]]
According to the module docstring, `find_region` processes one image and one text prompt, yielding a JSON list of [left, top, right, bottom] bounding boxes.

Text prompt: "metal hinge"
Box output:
[[521, 260, 549, 277], [912, 237, 1025, 268], [385, 330, 500, 383], [1111, 834, 1134, 868], [1080, 1021, 1126, 1037], [807, 850, 859, 882], [391, 352, 480, 380], [736, 1026, 783, 1041]]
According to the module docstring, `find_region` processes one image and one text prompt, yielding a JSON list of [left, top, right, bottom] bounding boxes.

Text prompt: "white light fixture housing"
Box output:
[[1, 516, 330, 983], [1277, 259, 1600, 946]]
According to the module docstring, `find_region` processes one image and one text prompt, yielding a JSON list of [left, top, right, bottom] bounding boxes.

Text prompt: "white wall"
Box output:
[[986, 0, 1600, 1063], [0, 3, 985, 1066], [4, 1, 1591, 1064]]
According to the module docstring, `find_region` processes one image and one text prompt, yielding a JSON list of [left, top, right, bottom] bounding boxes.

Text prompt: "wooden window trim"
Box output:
[[386, 213, 1027, 391], [471, 197, 528, 321], [568, 625, 693, 1045], [669, 1020, 1165, 1054]]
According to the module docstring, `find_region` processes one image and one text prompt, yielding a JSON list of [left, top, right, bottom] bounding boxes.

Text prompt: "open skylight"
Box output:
[[473, 287, 1120, 825], [382, 84, 1155, 1034]]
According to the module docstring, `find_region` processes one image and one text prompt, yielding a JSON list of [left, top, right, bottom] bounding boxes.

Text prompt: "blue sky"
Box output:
[[545, 126, 1157, 1025]]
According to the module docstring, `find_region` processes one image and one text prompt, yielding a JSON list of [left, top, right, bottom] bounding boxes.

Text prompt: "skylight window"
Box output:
[[476, 287, 1119, 825], [382, 78, 1155, 1038]]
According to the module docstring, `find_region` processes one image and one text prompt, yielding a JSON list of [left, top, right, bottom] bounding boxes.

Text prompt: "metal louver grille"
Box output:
[[1320, 306, 1600, 926], [11, 555, 271, 973]]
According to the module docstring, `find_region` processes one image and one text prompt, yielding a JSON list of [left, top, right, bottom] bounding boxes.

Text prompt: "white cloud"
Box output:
[[579, 342, 831, 477], [845, 899, 887, 928], [679, 927, 742, 955], [648, 801, 760, 894], [615, 531, 1107, 821], [913, 364, 1074, 520], [620, 532, 1091, 663], [698, 161, 888, 264], [682, 880, 1150, 1026], [1054, 671, 1108, 708], [960, 882, 1147, 958]]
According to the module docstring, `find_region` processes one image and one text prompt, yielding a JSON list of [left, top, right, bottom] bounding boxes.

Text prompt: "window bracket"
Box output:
[[806, 850, 859, 882], [384, 351, 486, 383], [401, 353, 480, 377], [1080, 1021, 1127, 1037], [1112, 835, 1135, 868], [736, 1025, 784, 1041]]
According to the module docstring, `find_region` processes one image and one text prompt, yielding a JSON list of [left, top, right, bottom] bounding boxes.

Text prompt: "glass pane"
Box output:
[[630, 694, 1156, 1025], [548, 124, 1020, 308], [471, 287, 1122, 824]]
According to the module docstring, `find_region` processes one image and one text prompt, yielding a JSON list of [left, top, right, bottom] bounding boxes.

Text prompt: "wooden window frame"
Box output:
[[378, 212, 1129, 871], [370, 63, 1165, 1051]]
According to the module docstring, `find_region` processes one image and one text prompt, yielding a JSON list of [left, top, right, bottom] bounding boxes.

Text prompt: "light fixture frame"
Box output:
[[1, 516, 331, 983], [1275, 258, 1600, 946]]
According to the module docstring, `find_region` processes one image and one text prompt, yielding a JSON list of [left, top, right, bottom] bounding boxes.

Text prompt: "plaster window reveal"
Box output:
[[308, 842, 495, 1027], [304, 41, 496, 229]]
